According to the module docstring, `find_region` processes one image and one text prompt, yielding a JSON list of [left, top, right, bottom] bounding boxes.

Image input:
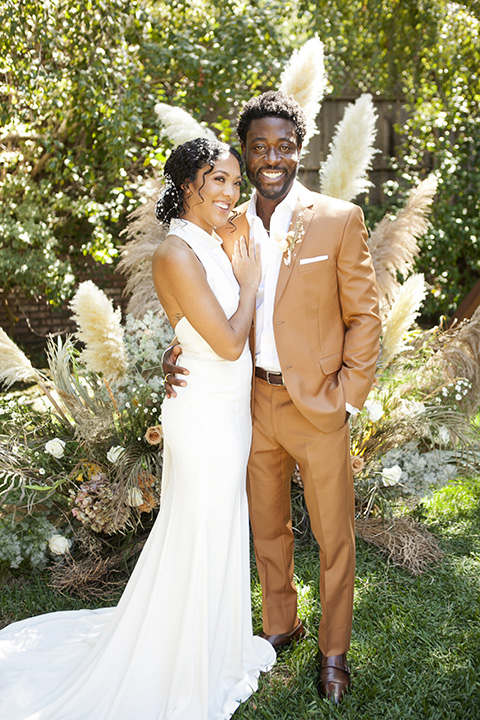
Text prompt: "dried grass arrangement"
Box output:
[[356, 516, 444, 576], [48, 529, 130, 601]]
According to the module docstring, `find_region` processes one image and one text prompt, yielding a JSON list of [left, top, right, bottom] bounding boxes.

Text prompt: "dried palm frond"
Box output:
[[111, 440, 163, 514], [356, 516, 444, 575], [0, 326, 42, 388], [319, 94, 378, 202], [46, 336, 101, 413], [369, 174, 438, 308], [381, 274, 426, 367], [0, 328, 71, 423], [352, 401, 479, 475], [279, 36, 327, 147], [117, 193, 167, 318], [44, 334, 119, 448], [69, 282, 127, 383], [154, 103, 217, 145], [437, 305, 480, 414]]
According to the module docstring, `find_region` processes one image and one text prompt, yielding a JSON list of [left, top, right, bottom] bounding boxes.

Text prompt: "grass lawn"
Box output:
[[2, 476, 479, 719]]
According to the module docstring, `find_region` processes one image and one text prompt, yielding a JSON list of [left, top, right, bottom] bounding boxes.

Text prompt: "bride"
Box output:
[[0, 137, 275, 719]]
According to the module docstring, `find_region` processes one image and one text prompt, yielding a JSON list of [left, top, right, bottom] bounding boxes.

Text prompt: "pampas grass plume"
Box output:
[[381, 274, 426, 367], [319, 94, 378, 202], [0, 327, 42, 388], [154, 103, 217, 145], [69, 281, 127, 383], [369, 174, 437, 308], [279, 36, 327, 146], [118, 191, 165, 318]]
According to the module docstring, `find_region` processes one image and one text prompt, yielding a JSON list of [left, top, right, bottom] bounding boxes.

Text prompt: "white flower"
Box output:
[[273, 233, 289, 252], [107, 445, 125, 463], [381, 465, 403, 486], [48, 534, 71, 555], [364, 399, 384, 423], [45, 438, 66, 458], [127, 487, 144, 507], [437, 426, 450, 445]]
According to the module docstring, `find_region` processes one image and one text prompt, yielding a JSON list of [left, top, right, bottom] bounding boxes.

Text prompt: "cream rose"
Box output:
[[350, 455, 365, 475], [107, 445, 125, 463], [381, 465, 402, 486], [145, 425, 163, 445], [127, 487, 144, 507], [48, 534, 71, 555], [364, 399, 384, 423], [45, 438, 66, 458]]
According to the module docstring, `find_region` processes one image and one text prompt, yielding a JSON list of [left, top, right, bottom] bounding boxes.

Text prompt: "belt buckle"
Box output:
[[266, 370, 283, 386]]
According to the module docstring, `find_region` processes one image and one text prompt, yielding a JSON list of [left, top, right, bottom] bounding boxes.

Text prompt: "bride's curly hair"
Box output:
[[155, 138, 243, 224]]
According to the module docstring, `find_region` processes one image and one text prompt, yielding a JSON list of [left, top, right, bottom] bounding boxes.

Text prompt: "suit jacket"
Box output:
[[218, 183, 381, 433]]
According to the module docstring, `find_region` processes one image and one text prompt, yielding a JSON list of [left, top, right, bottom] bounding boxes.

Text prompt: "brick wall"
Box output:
[[0, 261, 128, 356]]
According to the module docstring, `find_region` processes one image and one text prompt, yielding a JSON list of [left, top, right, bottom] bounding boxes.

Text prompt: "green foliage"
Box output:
[[299, 0, 480, 321], [1, 0, 479, 321], [0, 514, 58, 569], [393, 5, 480, 320], [0, 0, 300, 310]]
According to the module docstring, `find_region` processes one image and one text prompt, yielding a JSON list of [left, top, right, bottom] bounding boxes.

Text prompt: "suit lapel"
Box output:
[[274, 200, 314, 307]]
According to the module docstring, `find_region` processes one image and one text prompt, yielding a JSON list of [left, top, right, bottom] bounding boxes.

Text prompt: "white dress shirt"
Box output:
[[245, 181, 358, 416]]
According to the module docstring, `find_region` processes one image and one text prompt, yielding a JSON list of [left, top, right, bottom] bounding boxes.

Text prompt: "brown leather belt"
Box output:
[[255, 367, 285, 386]]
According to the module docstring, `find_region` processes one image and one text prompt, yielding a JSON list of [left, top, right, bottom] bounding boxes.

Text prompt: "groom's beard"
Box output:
[[246, 165, 297, 201]]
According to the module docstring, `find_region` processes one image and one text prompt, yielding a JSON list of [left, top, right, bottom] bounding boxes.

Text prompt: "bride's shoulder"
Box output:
[[152, 235, 200, 281]]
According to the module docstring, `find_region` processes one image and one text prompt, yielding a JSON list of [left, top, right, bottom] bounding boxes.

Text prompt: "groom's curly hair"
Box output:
[[236, 91, 307, 147]]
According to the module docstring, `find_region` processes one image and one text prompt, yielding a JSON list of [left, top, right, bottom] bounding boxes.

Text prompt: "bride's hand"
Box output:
[[232, 235, 261, 290]]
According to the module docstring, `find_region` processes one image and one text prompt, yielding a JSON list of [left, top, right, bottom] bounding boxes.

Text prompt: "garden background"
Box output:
[[1, 1, 480, 718]]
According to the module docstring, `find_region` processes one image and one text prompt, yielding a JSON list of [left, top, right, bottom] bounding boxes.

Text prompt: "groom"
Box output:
[[164, 91, 381, 703]]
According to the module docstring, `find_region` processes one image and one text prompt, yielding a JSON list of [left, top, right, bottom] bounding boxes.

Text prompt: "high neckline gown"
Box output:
[[0, 218, 275, 719]]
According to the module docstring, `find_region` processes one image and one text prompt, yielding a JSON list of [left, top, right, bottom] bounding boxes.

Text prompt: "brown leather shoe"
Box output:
[[260, 620, 306, 650], [318, 652, 351, 703]]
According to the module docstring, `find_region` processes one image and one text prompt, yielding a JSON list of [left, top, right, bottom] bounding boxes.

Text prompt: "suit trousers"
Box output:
[[247, 376, 355, 657]]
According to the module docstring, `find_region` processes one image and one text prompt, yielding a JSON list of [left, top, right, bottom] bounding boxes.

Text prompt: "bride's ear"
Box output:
[[181, 184, 193, 199]]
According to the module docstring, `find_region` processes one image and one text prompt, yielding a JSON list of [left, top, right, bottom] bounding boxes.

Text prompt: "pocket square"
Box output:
[[299, 255, 329, 265]]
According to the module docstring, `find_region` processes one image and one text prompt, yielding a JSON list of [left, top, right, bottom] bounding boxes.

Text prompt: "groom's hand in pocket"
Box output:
[[162, 344, 189, 398]]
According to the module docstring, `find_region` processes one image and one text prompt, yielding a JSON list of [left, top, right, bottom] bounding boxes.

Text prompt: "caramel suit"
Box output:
[[220, 184, 381, 656]]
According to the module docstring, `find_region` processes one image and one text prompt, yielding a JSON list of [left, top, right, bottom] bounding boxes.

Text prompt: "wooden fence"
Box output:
[[298, 95, 408, 204]]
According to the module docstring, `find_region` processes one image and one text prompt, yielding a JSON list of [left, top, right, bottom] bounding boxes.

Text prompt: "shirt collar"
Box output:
[[169, 218, 223, 250]]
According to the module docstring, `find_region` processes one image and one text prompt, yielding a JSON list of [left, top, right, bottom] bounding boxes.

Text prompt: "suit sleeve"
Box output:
[[336, 205, 381, 409]]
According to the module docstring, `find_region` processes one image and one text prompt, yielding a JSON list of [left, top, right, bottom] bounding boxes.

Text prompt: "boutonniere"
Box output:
[[273, 211, 306, 266]]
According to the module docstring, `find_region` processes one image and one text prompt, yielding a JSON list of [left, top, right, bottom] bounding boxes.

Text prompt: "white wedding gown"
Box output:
[[0, 219, 275, 720]]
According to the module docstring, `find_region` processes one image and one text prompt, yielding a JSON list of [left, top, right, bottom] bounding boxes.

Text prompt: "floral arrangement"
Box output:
[[273, 210, 306, 266], [0, 286, 173, 568]]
